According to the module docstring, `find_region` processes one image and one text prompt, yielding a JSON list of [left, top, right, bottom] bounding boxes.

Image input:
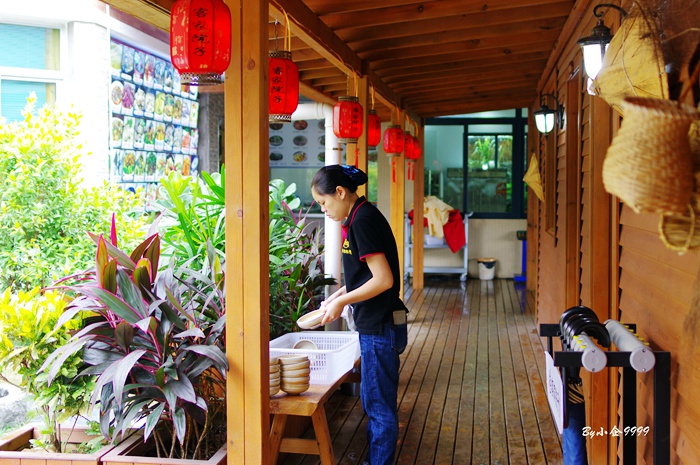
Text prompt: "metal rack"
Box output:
[[404, 212, 469, 281], [540, 323, 670, 465]]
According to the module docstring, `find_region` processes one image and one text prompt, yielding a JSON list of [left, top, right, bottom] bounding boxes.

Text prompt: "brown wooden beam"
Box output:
[[101, 0, 171, 31], [359, 30, 561, 63], [336, 1, 575, 42], [323, 0, 572, 30], [269, 0, 421, 123], [350, 17, 566, 54]]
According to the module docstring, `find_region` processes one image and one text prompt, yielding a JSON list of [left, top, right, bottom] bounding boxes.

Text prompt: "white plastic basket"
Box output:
[[269, 331, 359, 385]]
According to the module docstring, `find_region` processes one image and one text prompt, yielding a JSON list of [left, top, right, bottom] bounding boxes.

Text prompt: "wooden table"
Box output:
[[269, 366, 360, 465]]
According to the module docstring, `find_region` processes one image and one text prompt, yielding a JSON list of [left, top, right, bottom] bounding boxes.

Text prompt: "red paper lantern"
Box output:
[[412, 137, 422, 159], [170, 0, 232, 85], [367, 110, 381, 148], [406, 135, 421, 160], [269, 50, 299, 123], [383, 125, 404, 154], [404, 133, 415, 159], [333, 96, 364, 144]]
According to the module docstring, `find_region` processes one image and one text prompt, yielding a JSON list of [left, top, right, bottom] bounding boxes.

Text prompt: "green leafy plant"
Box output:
[[268, 179, 335, 339], [0, 287, 94, 452], [43, 227, 228, 460], [0, 94, 146, 292], [157, 167, 226, 271], [155, 170, 333, 340]]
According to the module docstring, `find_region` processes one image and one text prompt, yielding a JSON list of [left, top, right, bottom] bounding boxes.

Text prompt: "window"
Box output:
[[0, 23, 61, 122], [426, 109, 528, 219]]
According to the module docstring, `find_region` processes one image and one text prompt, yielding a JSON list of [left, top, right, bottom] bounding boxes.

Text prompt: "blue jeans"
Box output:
[[359, 322, 407, 465]]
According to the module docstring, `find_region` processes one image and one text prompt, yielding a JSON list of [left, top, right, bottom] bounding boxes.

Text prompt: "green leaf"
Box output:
[[88, 232, 136, 270], [128, 233, 159, 263], [144, 403, 165, 441], [115, 321, 134, 351], [112, 349, 146, 407], [167, 372, 197, 404], [184, 345, 228, 373], [83, 287, 141, 324], [173, 328, 205, 339], [173, 406, 186, 446], [116, 269, 148, 319]]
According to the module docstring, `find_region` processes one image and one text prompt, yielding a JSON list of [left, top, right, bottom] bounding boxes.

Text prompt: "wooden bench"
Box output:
[[269, 366, 360, 465]]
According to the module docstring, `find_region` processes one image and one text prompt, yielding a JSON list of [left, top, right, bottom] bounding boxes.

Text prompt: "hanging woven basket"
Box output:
[[603, 97, 698, 215]]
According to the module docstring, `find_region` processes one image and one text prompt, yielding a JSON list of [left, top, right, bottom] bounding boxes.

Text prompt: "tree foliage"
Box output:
[[0, 95, 146, 291]]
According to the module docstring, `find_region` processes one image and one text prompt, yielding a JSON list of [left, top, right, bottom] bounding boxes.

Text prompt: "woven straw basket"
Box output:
[[659, 107, 700, 253], [603, 97, 698, 215]]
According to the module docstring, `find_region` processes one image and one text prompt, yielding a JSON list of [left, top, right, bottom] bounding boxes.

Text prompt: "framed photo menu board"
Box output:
[[108, 39, 201, 209]]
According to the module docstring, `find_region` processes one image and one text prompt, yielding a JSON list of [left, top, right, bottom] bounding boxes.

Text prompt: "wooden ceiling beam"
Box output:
[[376, 53, 549, 80], [391, 72, 543, 94], [350, 17, 566, 54], [270, 0, 421, 122], [358, 30, 560, 62], [323, 0, 571, 30], [404, 81, 540, 105], [299, 81, 336, 105], [384, 61, 545, 86], [335, 1, 574, 42], [371, 40, 555, 70], [413, 95, 534, 117], [101, 0, 171, 31], [392, 70, 537, 95], [300, 67, 342, 80], [305, 0, 426, 16]]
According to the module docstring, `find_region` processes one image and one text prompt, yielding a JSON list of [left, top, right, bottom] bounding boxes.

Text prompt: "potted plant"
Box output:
[[268, 179, 335, 339], [43, 225, 228, 463], [0, 288, 112, 463]]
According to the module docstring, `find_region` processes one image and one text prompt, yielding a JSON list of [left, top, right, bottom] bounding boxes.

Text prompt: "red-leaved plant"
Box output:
[[42, 222, 227, 460]]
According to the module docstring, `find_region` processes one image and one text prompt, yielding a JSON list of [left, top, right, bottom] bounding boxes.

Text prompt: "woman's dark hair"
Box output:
[[311, 165, 368, 195]]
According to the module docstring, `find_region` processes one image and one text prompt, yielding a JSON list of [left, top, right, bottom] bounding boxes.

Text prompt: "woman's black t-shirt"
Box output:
[[342, 196, 406, 334]]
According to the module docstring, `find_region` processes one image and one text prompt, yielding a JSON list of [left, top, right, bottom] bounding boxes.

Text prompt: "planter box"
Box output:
[[0, 424, 115, 464], [101, 433, 227, 465]]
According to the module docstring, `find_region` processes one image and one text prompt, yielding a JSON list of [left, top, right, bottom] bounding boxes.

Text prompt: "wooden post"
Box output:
[[225, 1, 269, 464], [412, 124, 425, 290], [390, 110, 406, 299], [586, 88, 612, 465], [355, 76, 369, 198]]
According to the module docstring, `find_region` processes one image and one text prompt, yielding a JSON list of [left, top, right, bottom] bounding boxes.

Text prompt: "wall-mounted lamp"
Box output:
[[534, 93, 564, 134], [577, 3, 628, 80]]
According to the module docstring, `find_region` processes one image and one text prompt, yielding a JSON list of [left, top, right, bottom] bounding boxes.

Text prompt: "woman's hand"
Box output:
[[320, 298, 344, 325]]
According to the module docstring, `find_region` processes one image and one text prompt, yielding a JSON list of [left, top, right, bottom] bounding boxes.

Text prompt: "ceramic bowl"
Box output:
[[281, 376, 310, 385], [278, 354, 309, 365], [281, 383, 309, 395], [281, 368, 310, 378], [297, 309, 325, 329], [293, 339, 319, 351], [280, 360, 310, 371]]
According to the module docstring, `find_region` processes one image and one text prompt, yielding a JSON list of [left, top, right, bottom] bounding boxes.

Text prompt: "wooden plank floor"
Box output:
[[281, 279, 563, 465]]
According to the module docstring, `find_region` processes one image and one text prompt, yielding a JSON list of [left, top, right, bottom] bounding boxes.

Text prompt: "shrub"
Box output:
[[0, 288, 94, 452], [43, 229, 227, 459], [0, 94, 146, 292]]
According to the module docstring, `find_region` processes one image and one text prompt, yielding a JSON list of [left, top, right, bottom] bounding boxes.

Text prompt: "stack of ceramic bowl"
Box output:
[[279, 354, 310, 395], [269, 357, 280, 396]]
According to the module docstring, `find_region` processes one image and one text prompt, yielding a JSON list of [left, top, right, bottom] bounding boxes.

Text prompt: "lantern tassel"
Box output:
[[354, 147, 359, 167], [392, 158, 396, 183]]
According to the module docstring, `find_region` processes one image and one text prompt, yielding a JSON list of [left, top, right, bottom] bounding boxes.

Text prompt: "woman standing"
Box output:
[[311, 164, 407, 465]]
